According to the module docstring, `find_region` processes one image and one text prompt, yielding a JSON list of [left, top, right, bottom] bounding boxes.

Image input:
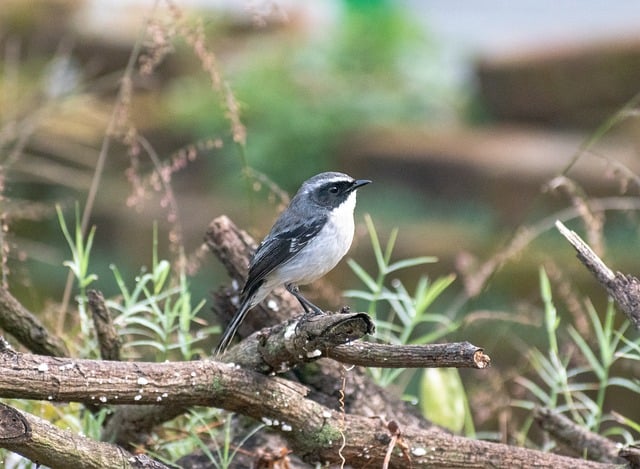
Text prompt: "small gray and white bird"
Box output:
[[214, 171, 371, 355]]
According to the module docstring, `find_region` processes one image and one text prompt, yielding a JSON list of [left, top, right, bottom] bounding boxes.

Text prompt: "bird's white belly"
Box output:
[[274, 194, 356, 286]]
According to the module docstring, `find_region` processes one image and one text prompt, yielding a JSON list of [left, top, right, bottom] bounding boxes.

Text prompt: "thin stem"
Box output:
[[57, 1, 160, 334]]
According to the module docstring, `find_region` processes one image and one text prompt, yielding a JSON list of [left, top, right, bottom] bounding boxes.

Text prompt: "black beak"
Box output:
[[352, 179, 372, 190]]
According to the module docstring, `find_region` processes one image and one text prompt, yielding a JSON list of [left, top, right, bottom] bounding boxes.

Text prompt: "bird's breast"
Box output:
[[277, 193, 357, 285]]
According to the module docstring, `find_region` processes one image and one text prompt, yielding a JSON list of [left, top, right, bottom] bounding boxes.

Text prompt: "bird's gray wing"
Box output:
[[242, 215, 327, 298]]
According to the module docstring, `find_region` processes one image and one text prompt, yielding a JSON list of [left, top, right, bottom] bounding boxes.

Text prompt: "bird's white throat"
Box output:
[[274, 190, 358, 286]]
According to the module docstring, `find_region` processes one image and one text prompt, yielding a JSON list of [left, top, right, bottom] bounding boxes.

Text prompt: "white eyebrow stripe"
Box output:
[[310, 177, 352, 188]]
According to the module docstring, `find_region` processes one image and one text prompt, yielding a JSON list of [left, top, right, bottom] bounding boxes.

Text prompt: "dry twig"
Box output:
[[555, 220, 640, 328]]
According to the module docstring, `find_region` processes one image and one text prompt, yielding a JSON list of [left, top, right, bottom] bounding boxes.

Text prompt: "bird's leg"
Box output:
[[286, 283, 324, 315]]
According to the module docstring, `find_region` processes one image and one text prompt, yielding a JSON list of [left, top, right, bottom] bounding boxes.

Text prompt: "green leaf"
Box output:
[[608, 377, 640, 393], [386, 256, 437, 274], [568, 326, 604, 380], [414, 274, 456, 315], [363, 213, 386, 274], [343, 289, 378, 302], [152, 259, 171, 295], [346, 259, 377, 292], [420, 368, 467, 433], [514, 376, 550, 404]]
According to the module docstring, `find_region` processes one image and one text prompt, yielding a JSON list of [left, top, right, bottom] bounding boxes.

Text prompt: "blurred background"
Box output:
[[2, 0, 640, 442]]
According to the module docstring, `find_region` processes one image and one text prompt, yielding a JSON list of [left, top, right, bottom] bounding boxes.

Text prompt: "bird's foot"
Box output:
[[286, 283, 325, 315]]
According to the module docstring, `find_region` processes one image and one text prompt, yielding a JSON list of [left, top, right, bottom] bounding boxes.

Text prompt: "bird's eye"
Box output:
[[329, 185, 339, 194]]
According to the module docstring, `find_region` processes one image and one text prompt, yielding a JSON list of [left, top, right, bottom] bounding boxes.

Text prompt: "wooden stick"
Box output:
[[556, 220, 640, 328]]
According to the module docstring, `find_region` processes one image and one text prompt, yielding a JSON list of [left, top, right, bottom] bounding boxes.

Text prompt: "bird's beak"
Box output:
[[352, 179, 372, 190]]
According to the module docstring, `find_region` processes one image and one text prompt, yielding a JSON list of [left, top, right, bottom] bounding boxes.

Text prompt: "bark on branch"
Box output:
[[534, 407, 637, 465], [221, 308, 490, 372], [556, 220, 640, 328], [87, 289, 121, 361], [328, 341, 491, 369], [0, 346, 616, 468], [0, 287, 68, 356], [0, 401, 168, 469]]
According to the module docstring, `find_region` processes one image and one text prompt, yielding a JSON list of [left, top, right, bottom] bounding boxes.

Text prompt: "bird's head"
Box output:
[[299, 172, 371, 210]]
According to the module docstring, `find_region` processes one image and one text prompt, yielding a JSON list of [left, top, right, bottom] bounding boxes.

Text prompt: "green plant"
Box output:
[[57, 203, 98, 357], [514, 268, 640, 449], [344, 214, 468, 432], [190, 412, 264, 469], [108, 225, 213, 362], [148, 410, 264, 469], [345, 214, 455, 368], [57, 214, 219, 462]]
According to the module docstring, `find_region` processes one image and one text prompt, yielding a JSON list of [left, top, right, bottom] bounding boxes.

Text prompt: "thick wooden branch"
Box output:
[[0, 347, 615, 468], [0, 287, 69, 356], [556, 220, 640, 328], [221, 308, 375, 372], [0, 401, 168, 469]]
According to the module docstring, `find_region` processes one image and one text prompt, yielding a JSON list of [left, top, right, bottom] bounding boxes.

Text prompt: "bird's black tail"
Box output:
[[214, 298, 252, 356]]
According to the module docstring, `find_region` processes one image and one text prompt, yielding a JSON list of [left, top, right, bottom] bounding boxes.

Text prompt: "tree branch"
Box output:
[[87, 289, 121, 361], [0, 287, 69, 357], [0, 401, 168, 469], [555, 220, 640, 328], [533, 407, 637, 465], [0, 346, 616, 468], [220, 307, 373, 371], [328, 341, 491, 369], [221, 310, 489, 372]]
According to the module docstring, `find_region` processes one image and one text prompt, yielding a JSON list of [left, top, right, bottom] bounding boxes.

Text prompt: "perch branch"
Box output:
[[220, 308, 375, 372], [222, 310, 489, 371], [555, 220, 640, 328], [0, 346, 615, 468]]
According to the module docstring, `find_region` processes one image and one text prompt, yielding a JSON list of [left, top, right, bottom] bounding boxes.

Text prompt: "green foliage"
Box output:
[[189, 413, 264, 469], [57, 204, 99, 357], [57, 204, 98, 292], [108, 226, 214, 362], [345, 214, 455, 348], [166, 2, 452, 189], [39, 217, 218, 464], [147, 409, 264, 469], [345, 214, 467, 432], [513, 268, 640, 448], [337, 0, 422, 77]]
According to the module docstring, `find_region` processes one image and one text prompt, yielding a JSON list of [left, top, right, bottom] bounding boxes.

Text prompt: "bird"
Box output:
[[214, 171, 371, 355]]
